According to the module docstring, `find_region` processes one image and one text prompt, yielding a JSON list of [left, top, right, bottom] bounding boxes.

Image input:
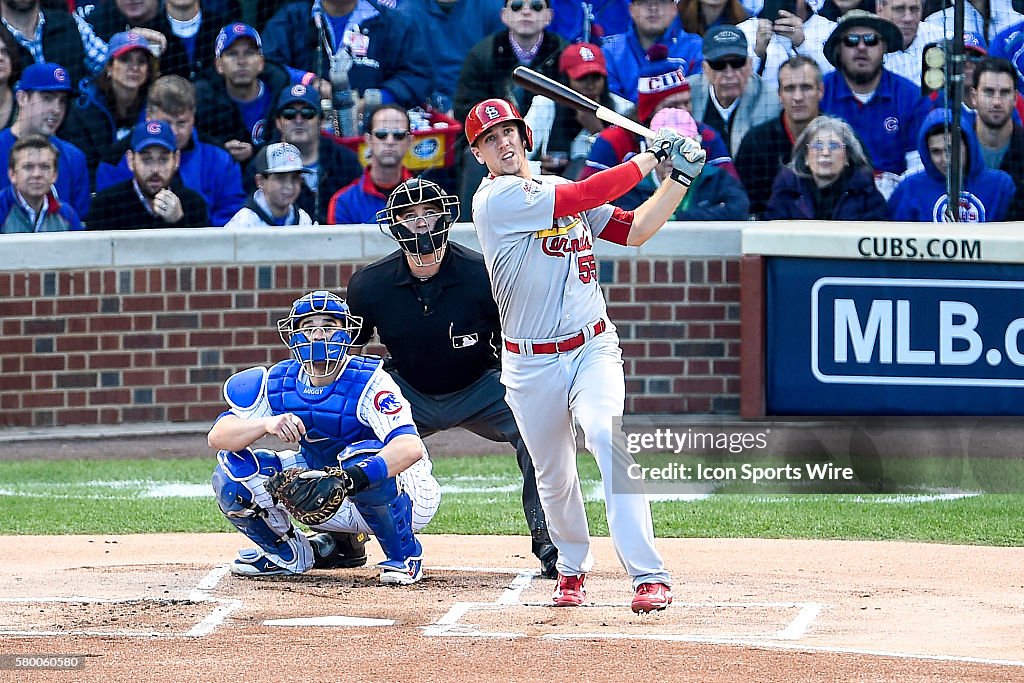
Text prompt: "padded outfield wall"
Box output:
[[0, 224, 742, 428]]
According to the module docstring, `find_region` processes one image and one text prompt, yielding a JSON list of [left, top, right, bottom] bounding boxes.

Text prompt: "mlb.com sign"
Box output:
[[763, 258, 1024, 414], [813, 277, 1024, 387]]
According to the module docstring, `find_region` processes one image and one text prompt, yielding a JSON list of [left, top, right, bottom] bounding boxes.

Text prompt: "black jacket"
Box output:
[[158, 9, 233, 82], [85, 178, 210, 230], [193, 60, 292, 147], [454, 29, 566, 121], [734, 113, 795, 218], [0, 9, 88, 88], [346, 242, 502, 395]]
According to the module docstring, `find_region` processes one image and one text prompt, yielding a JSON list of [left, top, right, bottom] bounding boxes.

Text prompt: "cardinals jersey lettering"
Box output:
[[472, 174, 614, 339]]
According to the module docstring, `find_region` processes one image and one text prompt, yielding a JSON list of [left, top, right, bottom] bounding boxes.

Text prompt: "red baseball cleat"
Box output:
[[552, 573, 586, 607], [631, 582, 673, 613]]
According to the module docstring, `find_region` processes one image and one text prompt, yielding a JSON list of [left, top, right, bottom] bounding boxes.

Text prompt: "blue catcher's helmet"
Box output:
[[277, 291, 362, 376]]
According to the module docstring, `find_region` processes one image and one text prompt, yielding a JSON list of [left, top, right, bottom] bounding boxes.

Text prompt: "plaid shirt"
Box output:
[[2, 11, 108, 75]]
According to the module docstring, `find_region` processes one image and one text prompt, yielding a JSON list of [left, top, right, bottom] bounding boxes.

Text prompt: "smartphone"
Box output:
[[759, 0, 797, 19]]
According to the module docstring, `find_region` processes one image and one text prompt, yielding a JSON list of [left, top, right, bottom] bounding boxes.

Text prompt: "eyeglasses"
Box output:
[[508, 0, 546, 11], [371, 129, 411, 140], [279, 107, 318, 120], [707, 57, 747, 71], [841, 32, 881, 48], [808, 140, 845, 152]]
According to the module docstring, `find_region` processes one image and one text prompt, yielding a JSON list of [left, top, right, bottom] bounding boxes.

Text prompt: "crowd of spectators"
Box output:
[[1, 0, 1023, 233]]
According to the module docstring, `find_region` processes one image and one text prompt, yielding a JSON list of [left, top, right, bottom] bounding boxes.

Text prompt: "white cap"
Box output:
[[258, 142, 303, 174]]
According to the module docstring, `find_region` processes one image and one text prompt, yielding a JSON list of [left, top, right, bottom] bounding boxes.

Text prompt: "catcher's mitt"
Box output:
[[265, 467, 352, 526]]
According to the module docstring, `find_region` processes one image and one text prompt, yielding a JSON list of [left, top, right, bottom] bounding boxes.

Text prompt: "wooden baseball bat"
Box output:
[[511, 66, 657, 141]]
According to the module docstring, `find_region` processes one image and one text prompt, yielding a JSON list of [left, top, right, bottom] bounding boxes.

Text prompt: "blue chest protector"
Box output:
[[266, 356, 382, 470]]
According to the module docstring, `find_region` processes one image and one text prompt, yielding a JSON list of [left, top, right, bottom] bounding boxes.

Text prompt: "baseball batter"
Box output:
[[465, 98, 706, 613]]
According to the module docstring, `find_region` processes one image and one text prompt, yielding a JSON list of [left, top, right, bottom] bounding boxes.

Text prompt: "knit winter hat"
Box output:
[[636, 44, 690, 123]]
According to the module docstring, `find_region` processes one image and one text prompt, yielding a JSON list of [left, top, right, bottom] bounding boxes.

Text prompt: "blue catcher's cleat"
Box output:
[[230, 548, 301, 577], [377, 557, 423, 585]]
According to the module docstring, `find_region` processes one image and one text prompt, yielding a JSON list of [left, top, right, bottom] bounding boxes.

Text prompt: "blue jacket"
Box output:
[[0, 186, 82, 233], [0, 129, 91, 218], [94, 130, 246, 227], [398, 0, 503, 100], [821, 69, 933, 175], [887, 108, 1016, 222], [262, 0, 433, 108], [764, 166, 886, 221], [548, 0, 632, 44], [601, 23, 704, 102], [327, 167, 413, 225]]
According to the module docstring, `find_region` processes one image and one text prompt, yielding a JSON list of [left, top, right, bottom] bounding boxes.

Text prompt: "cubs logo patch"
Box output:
[[147, 121, 163, 134], [291, 84, 307, 97], [374, 391, 402, 415], [884, 116, 899, 133], [53, 67, 67, 82], [933, 193, 986, 223]]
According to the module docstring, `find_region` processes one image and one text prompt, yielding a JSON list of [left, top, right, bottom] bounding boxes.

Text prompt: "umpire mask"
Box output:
[[377, 178, 460, 267]]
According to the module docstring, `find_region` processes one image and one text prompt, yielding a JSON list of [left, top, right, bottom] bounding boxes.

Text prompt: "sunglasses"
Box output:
[[707, 56, 747, 71], [808, 140, 845, 152], [841, 32, 881, 48], [279, 107, 318, 120], [371, 128, 411, 140], [508, 0, 546, 11]]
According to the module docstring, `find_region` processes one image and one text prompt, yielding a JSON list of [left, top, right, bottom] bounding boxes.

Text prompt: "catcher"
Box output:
[[209, 290, 440, 585]]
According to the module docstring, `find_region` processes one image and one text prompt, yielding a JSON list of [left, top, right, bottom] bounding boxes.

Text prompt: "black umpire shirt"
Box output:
[[346, 242, 501, 395]]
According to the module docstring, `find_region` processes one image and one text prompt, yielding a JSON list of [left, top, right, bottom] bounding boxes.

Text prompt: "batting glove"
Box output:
[[669, 138, 707, 187], [648, 128, 681, 163]]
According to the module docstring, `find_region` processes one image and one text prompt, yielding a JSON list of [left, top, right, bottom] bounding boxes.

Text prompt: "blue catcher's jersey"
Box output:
[[219, 355, 419, 470]]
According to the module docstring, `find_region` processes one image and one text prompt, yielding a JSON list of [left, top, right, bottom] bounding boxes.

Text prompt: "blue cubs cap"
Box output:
[[275, 83, 322, 116], [216, 23, 262, 58], [15, 62, 74, 93], [131, 120, 177, 153], [108, 31, 152, 62]]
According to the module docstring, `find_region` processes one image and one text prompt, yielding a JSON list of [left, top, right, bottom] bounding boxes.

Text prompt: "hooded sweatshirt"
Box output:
[[887, 108, 1016, 222]]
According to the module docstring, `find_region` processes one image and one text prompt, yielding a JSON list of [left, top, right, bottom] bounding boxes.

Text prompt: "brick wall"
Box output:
[[0, 226, 743, 427], [0, 259, 741, 427]]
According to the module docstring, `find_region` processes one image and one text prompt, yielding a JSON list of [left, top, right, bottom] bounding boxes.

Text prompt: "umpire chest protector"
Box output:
[[265, 356, 381, 469]]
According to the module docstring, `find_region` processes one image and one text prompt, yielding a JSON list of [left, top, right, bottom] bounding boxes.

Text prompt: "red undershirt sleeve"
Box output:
[[552, 159, 643, 219]]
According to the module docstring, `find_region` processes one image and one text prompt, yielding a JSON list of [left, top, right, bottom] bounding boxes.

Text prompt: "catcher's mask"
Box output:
[[376, 178, 460, 267], [277, 290, 362, 377]]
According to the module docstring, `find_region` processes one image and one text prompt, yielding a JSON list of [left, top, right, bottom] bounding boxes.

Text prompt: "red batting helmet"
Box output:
[[464, 98, 533, 151]]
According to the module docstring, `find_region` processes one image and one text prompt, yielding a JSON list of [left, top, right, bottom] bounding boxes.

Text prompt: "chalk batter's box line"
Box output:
[[0, 565, 242, 639]]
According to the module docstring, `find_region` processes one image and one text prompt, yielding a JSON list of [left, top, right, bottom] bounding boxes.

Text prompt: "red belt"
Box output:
[[504, 320, 607, 355]]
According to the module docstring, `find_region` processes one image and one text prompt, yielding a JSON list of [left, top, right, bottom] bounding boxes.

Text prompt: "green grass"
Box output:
[[0, 454, 1021, 544]]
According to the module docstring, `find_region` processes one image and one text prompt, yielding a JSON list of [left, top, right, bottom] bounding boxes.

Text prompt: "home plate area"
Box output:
[[423, 569, 821, 641], [0, 563, 823, 642]]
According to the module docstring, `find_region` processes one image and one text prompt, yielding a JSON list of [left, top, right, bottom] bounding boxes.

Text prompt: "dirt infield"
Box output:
[[2, 533, 1023, 682]]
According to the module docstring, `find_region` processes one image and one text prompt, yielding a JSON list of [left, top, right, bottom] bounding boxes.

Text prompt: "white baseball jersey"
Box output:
[[472, 174, 615, 340]]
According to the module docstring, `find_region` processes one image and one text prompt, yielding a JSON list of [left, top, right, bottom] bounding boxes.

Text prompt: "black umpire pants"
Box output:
[[388, 368, 553, 560]]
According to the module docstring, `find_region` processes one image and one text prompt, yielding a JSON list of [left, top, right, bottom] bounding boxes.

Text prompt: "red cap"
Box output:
[[559, 43, 607, 80]]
